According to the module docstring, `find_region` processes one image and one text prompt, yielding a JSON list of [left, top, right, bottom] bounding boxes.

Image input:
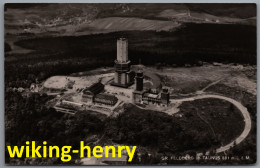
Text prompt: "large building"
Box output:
[[82, 82, 105, 102], [82, 38, 170, 107], [132, 68, 170, 106], [111, 38, 135, 88], [82, 82, 118, 106], [105, 38, 171, 106], [142, 88, 170, 106], [94, 93, 118, 106]]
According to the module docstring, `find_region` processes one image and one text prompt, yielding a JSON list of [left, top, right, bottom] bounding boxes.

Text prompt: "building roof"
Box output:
[[136, 70, 143, 77], [83, 82, 104, 95], [95, 93, 118, 102], [118, 37, 127, 41], [133, 90, 146, 95], [144, 93, 159, 99]]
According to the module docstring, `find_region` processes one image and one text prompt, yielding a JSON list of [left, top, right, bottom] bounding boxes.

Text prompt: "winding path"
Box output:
[[171, 94, 252, 154]]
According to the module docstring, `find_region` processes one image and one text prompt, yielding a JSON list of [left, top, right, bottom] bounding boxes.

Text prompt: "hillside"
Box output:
[[77, 17, 180, 33], [4, 3, 256, 36]]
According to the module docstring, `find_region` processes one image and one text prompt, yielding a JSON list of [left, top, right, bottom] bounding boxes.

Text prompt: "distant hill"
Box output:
[[77, 17, 180, 33], [4, 3, 256, 36]]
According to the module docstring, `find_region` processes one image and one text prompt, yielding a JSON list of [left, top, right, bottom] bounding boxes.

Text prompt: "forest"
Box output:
[[5, 23, 256, 89], [5, 89, 256, 165], [5, 91, 219, 165], [13, 23, 256, 66]]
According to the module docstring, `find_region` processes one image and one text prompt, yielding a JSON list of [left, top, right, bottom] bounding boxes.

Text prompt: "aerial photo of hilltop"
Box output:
[[5, 3, 256, 166]]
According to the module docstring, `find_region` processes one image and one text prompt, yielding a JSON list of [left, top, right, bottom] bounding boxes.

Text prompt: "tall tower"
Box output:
[[117, 38, 128, 62], [132, 68, 144, 104], [135, 70, 143, 91], [112, 38, 134, 88], [161, 88, 170, 106]]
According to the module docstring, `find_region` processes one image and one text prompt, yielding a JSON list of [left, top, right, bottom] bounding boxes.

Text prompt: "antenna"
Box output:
[[137, 58, 143, 72], [188, 9, 191, 17]]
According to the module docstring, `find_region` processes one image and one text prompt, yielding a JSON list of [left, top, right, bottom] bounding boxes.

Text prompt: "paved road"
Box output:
[[171, 94, 252, 154]]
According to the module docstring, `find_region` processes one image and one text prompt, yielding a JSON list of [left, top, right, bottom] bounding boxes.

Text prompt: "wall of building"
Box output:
[[117, 38, 128, 63], [133, 93, 143, 104], [82, 94, 94, 103], [114, 72, 119, 83], [121, 73, 126, 85]]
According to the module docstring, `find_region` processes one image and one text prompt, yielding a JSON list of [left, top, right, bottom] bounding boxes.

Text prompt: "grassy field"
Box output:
[[201, 84, 256, 163], [179, 98, 244, 145], [151, 65, 256, 95]]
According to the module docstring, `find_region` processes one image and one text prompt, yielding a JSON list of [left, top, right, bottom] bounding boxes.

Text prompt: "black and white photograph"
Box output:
[[4, 3, 257, 165]]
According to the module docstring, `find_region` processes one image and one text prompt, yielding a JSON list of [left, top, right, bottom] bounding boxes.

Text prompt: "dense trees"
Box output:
[[5, 42, 11, 52], [5, 88, 256, 165], [5, 91, 104, 164], [15, 23, 256, 65], [5, 91, 217, 165], [5, 23, 256, 89], [104, 104, 217, 153]]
